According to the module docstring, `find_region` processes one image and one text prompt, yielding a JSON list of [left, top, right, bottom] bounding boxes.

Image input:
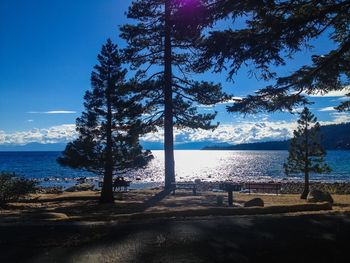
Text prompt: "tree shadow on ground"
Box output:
[[0, 189, 172, 222], [2, 212, 350, 263]]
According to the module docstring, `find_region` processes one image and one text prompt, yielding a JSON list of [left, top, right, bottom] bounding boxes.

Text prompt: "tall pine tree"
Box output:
[[120, 0, 228, 189], [57, 39, 152, 203], [284, 107, 331, 199]]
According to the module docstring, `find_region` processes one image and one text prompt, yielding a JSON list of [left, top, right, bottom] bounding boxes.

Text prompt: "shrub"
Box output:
[[0, 172, 36, 206]]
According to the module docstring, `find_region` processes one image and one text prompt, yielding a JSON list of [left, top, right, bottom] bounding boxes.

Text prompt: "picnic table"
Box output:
[[171, 182, 197, 195], [219, 183, 243, 206], [244, 182, 281, 194]]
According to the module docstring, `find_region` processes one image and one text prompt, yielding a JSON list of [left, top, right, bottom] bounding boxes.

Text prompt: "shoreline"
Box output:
[[37, 179, 350, 195]]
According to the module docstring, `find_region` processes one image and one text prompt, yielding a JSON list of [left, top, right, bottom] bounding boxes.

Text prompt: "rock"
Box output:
[[244, 198, 264, 207], [65, 183, 94, 192], [76, 177, 86, 184], [37, 186, 63, 194], [307, 189, 333, 204]]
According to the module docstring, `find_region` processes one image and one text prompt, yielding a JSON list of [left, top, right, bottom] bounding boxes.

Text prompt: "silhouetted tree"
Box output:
[[58, 39, 152, 203], [194, 0, 350, 113], [120, 0, 228, 189], [284, 107, 331, 199], [335, 93, 350, 111]]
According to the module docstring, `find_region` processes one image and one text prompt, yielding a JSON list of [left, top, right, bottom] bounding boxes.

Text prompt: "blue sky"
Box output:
[[0, 0, 349, 146]]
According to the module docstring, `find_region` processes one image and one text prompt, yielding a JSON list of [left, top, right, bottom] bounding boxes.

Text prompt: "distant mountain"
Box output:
[[141, 141, 232, 150], [203, 122, 350, 151], [0, 141, 230, 152], [0, 143, 66, 152], [203, 140, 291, 151]]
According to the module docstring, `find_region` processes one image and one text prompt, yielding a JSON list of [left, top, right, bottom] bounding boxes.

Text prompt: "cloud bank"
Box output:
[[142, 121, 296, 145], [318, 106, 336, 112], [307, 87, 350, 97], [1, 111, 349, 146], [0, 124, 76, 145]]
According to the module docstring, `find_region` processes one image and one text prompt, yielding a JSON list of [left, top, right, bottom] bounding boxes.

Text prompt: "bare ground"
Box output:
[[1, 190, 350, 223], [1, 190, 350, 262]]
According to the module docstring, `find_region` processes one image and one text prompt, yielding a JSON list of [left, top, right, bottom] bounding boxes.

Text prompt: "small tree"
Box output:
[[284, 107, 331, 199], [0, 172, 36, 206], [58, 39, 153, 203]]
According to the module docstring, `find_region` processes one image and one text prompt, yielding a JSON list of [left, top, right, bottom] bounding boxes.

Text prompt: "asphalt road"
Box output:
[[1, 212, 350, 263]]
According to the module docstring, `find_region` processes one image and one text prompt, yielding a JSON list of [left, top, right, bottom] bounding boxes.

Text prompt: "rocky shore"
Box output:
[[194, 181, 350, 195]]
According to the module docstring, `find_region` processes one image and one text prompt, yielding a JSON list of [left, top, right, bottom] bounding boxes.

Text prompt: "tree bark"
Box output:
[[163, 0, 175, 190], [301, 119, 309, 200], [100, 83, 114, 203], [301, 170, 309, 199]]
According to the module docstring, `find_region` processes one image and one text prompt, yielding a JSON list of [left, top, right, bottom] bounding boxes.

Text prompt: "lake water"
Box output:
[[0, 150, 349, 188]]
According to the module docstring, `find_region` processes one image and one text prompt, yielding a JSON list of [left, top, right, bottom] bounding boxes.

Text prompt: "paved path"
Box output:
[[1, 212, 350, 262]]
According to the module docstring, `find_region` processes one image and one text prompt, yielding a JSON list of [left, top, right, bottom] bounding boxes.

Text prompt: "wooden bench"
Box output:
[[245, 182, 281, 194], [171, 182, 197, 195]]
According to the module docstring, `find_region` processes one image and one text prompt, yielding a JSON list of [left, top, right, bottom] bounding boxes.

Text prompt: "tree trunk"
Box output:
[[163, 0, 175, 190], [301, 171, 309, 199], [100, 85, 114, 203], [100, 163, 114, 203], [301, 119, 309, 200]]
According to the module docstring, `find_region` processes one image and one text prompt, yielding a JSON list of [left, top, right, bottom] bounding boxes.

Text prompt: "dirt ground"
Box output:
[[1, 190, 350, 262], [1, 189, 350, 223], [1, 212, 350, 263]]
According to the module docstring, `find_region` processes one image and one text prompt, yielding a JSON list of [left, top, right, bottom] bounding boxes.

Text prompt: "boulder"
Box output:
[[244, 198, 264, 207], [65, 183, 94, 192], [307, 189, 333, 204], [37, 186, 63, 194]]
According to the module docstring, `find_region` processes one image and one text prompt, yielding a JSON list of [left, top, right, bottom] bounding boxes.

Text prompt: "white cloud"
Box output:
[[307, 87, 350, 97], [197, 97, 243, 109], [320, 112, 350, 125], [318, 106, 336, 112], [142, 121, 296, 145], [216, 97, 243, 104], [143, 111, 350, 145], [1, 110, 349, 146], [0, 124, 76, 145], [27, 110, 77, 114], [27, 119, 34, 122]]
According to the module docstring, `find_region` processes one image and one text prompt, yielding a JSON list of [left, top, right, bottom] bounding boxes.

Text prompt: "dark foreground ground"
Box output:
[[1, 212, 350, 263]]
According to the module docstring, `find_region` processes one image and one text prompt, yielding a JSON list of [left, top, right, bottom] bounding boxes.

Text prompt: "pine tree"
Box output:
[[194, 0, 350, 113], [284, 107, 331, 199], [57, 39, 153, 203], [335, 93, 350, 112], [120, 0, 228, 189]]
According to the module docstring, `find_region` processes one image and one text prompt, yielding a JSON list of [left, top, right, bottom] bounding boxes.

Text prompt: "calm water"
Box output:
[[0, 150, 349, 187]]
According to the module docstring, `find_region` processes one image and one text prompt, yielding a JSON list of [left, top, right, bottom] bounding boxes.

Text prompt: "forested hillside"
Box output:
[[203, 123, 350, 150]]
